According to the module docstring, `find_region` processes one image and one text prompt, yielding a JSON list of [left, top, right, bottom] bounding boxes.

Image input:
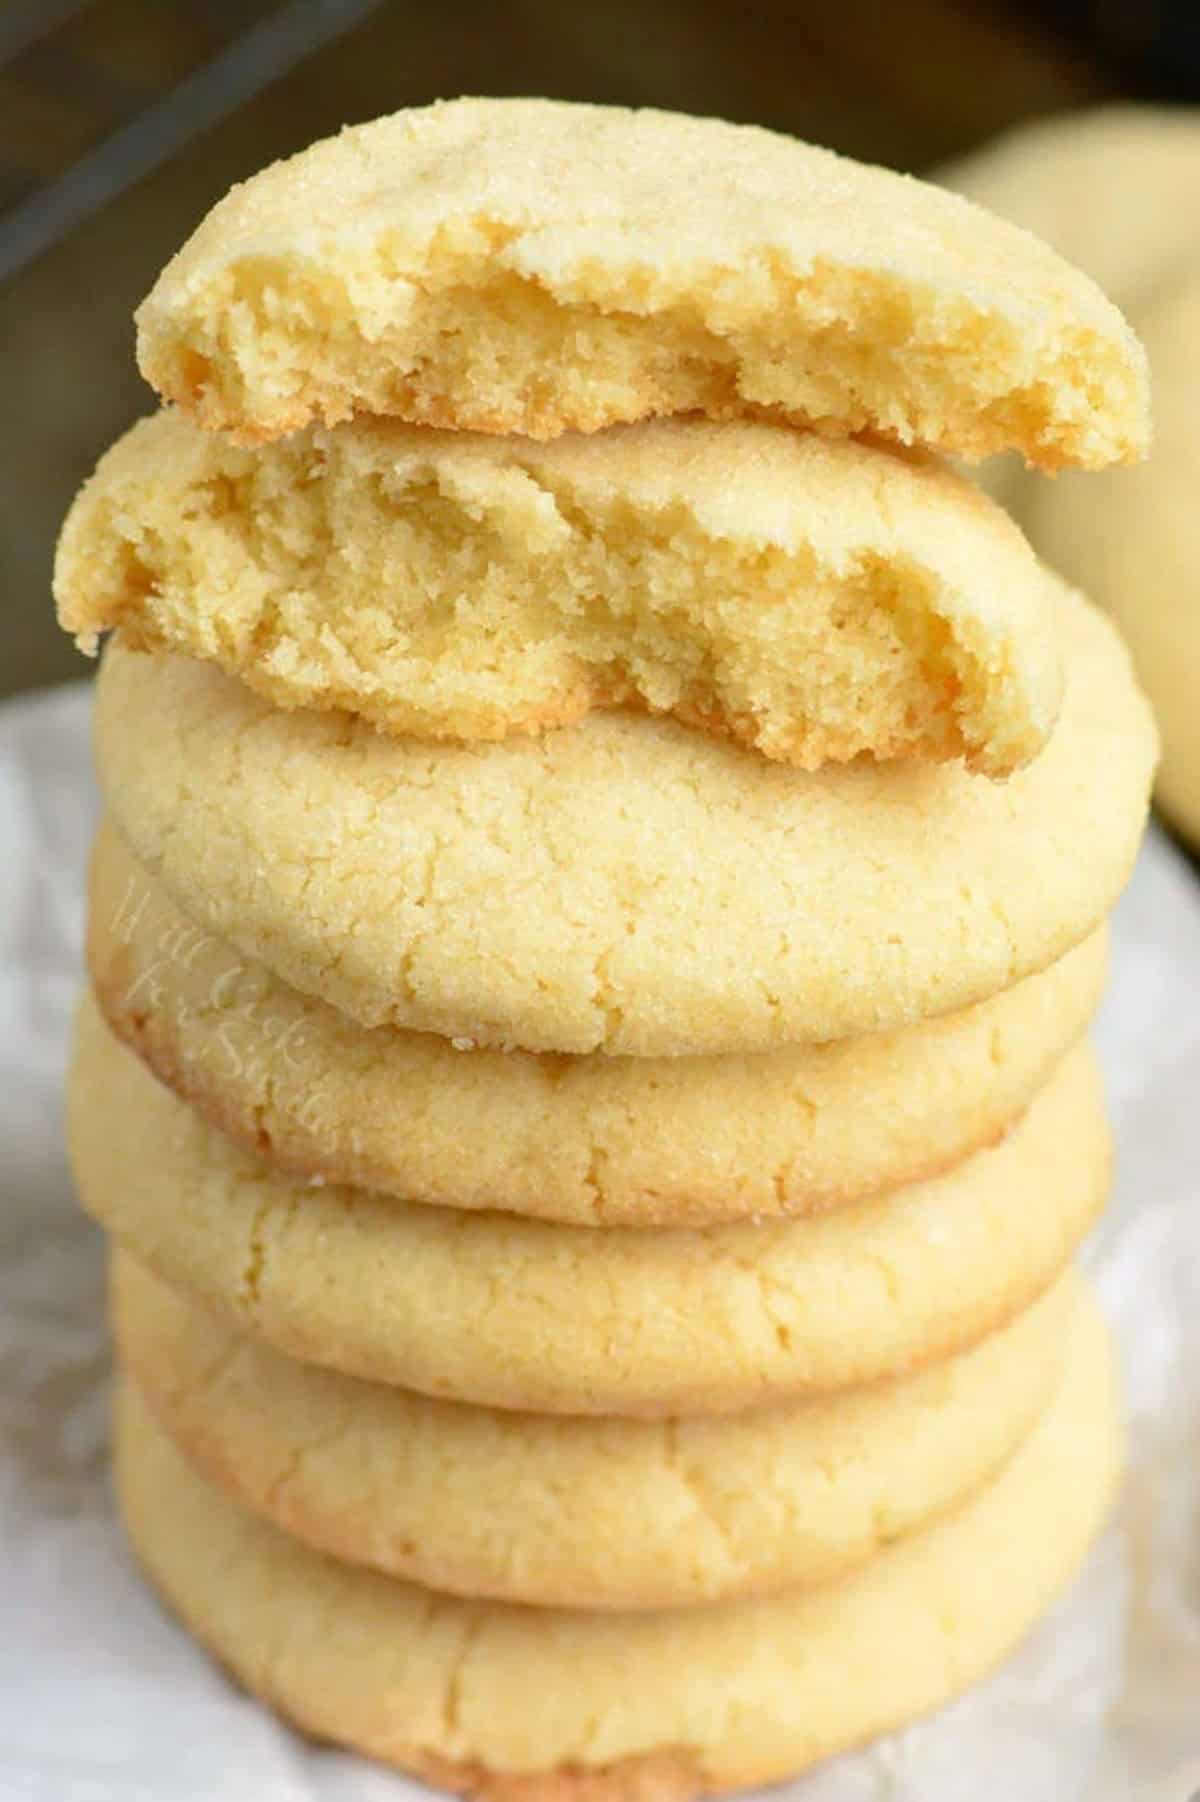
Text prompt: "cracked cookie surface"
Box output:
[[71, 998, 1108, 1416], [114, 1249, 1075, 1609], [114, 1300, 1120, 1798], [88, 822, 1106, 1226], [93, 584, 1154, 1056]]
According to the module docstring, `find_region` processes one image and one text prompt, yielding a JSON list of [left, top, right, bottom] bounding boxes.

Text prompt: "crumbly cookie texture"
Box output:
[[70, 999, 1109, 1417], [114, 1303, 1120, 1799], [93, 585, 1154, 1057], [56, 411, 1063, 776], [134, 98, 1149, 469], [115, 1249, 1074, 1610], [89, 822, 1107, 1226]]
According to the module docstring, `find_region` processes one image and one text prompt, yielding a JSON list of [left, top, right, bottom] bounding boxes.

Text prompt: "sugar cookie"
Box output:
[[942, 105, 1200, 318], [71, 998, 1108, 1416], [134, 98, 1148, 468], [113, 1301, 1120, 1799], [114, 1251, 1075, 1610], [89, 822, 1106, 1226], [1028, 266, 1200, 848], [93, 584, 1153, 1056], [941, 105, 1200, 524], [58, 411, 1063, 775]]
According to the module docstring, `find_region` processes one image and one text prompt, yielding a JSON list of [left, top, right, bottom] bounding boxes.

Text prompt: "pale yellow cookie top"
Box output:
[[93, 582, 1154, 1056], [135, 97, 1148, 467], [114, 1300, 1119, 1796], [71, 996, 1109, 1416], [57, 410, 1064, 775], [115, 1248, 1075, 1610], [89, 820, 1107, 1226]]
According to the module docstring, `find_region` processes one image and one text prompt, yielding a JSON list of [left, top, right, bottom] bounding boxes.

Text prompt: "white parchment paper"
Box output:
[[1, 681, 1197, 1802]]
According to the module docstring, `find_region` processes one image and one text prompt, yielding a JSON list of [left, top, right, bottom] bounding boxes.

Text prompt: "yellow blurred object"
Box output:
[[1027, 265, 1200, 848], [941, 105, 1200, 846], [941, 106, 1200, 311]]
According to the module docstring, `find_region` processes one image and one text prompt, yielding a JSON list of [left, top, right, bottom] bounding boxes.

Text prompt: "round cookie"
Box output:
[[1028, 265, 1200, 849], [56, 411, 1065, 776], [134, 97, 1148, 468], [93, 585, 1154, 1057], [941, 109, 1200, 847], [114, 1250, 1076, 1611], [71, 996, 1109, 1416], [940, 105, 1200, 531], [114, 1301, 1121, 1800], [89, 822, 1108, 1227], [941, 105, 1200, 322]]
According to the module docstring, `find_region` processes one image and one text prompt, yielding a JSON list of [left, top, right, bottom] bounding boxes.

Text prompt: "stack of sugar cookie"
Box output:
[[55, 100, 1158, 1798]]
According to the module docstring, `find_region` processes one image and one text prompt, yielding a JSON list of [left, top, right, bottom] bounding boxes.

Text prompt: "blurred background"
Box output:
[[2, 0, 1198, 701]]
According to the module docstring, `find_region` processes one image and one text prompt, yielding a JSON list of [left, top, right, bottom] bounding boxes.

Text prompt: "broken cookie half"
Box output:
[[57, 409, 1063, 777], [134, 98, 1148, 469]]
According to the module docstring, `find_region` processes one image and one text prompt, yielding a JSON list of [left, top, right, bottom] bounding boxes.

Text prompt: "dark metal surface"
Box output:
[[0, 0, 381, 283]]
